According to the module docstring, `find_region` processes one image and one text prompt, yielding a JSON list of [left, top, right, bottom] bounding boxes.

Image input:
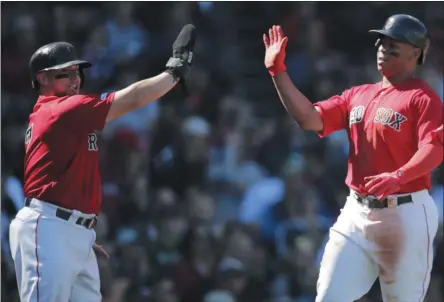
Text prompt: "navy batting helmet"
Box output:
[[29, 42, 92, 89], [369, 14, 430, 65]]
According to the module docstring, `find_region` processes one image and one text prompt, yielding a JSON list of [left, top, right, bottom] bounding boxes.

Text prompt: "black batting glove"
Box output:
[[165, 24, 196, 81]]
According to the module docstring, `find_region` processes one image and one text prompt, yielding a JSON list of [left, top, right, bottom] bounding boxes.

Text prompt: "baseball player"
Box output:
[[263, 14, 443, 301], [8, 24, 196, 302]]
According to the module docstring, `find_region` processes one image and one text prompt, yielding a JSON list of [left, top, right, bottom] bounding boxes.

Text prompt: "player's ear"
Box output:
[[36, 73, 49, 86], [411, 48, 421, 62]]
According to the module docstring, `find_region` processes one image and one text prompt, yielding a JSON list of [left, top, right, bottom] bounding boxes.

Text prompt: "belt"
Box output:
[[354, 193, 413, 209], [25, 197, 97, 229]]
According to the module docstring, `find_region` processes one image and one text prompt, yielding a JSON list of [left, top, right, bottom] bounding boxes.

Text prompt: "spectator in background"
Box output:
[[1, 13, 37, 95], [203, 258, 247, 302], [149, 113, 211, 197], [147, 188, 187, 276], [174, 228, 217, 302], [238, 117, 293, 242], [104, 2, 147, 65], [82, 25, 115, 85], [152, 278, 179, 302]]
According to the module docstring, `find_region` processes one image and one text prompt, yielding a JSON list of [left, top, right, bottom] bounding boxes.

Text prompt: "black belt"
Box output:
[[354, 193, 413, 209], [25, 197, 97, 229]]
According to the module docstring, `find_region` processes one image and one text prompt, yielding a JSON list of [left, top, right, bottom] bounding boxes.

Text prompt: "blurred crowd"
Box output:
[[1, 2, 443, 302]]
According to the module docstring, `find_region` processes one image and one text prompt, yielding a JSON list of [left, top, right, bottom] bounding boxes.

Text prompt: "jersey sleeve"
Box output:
[[51, 92, 115, 133], [313, 89, 351, 137], [412, 91, 443, 148], [421, 125, 443, 145], [431, 125, 444, 145]]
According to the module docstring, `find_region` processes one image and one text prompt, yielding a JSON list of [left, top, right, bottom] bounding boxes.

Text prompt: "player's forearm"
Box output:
[[398, 142, 443, 184], [107, 72, 177, 122], [272, 72, 323, 131], [129, 72, 178, 105]]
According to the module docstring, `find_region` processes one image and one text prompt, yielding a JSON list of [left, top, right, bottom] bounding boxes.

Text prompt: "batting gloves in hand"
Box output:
[[263, 25, 288, 76], [364, 170, 404, 201], [165, 24, 196, 81]]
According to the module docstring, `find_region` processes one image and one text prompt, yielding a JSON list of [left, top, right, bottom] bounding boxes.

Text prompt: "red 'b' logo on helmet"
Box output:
[[385, 17, 395, 29]]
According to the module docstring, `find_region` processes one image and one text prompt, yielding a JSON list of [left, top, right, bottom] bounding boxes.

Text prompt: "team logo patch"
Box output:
[[25, 124, 33, 145], [384, 17, 395, 30], [100, 93, 109, 101]]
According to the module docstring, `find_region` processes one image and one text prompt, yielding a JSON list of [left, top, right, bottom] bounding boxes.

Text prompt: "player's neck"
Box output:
[[382, 72, 416, 88], [39, 90, 69, 97], [39, 87, 56, 97]]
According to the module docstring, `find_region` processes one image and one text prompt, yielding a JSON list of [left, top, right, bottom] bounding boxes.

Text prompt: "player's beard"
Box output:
[[53, 85, 79, 97], [65, 84, 80, 96]]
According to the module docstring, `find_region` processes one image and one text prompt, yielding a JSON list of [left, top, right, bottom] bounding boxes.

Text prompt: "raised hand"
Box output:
[[166, 24, 197, 82], [263, 25, 288, 76]]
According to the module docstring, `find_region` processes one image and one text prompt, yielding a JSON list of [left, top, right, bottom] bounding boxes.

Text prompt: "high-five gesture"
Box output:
[[263, 25, 288, 76]]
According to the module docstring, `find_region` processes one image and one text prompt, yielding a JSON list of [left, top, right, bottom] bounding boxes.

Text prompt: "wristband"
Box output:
[[268, 64, 286, 77]]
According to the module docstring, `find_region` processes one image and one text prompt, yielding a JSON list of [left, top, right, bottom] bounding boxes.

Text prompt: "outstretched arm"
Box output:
[[108, 72, 177, 122], [272, 72, 324, 131], [106, 24, 196, 122], [264, 25, 323, 132]]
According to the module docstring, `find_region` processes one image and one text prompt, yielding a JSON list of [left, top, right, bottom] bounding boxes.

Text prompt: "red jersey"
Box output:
[[23, 92, 115, 214], [427, 124, 443, 145], [314, 78, 443, 195]]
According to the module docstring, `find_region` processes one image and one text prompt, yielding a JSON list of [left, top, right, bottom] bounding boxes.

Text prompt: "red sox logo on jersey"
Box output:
[[350, 106, 365, 125], [349, 106, 407, 131], [88, 133, 99, 151], [373, 107, 407, 131]]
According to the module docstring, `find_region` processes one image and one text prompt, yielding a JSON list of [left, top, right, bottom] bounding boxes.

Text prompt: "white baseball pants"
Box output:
[[316, 189, 439, 302], [9, 198, 101, 302]]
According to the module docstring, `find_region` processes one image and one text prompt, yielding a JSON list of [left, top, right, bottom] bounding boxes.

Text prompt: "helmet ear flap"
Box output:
[[31, 73, 42, 92], [79, 69, 85, 88], [32, 80, 40, 94], [418, 37, 430, 65]]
